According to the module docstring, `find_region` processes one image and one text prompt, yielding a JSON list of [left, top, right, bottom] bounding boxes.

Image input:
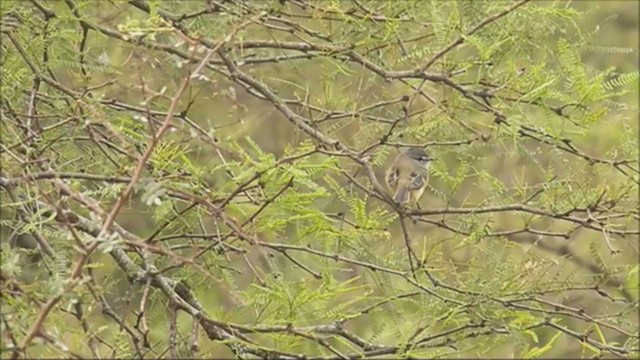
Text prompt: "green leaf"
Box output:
[[521, 331, 562, 359]]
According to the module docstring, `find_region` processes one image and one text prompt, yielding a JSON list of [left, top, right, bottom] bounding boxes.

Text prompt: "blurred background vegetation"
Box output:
[[1, 0, 638, 359]]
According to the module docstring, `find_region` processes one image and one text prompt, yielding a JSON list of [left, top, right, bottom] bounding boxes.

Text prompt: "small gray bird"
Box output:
[[385, 148, 434, 207]]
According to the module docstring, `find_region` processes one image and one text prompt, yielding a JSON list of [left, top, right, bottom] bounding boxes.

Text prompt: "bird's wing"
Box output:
[[386, 168, 399, 188], [409, 171, 427, 190]]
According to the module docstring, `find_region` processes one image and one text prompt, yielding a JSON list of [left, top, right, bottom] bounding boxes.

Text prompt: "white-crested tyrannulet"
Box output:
[[385, 148, 434, 207]]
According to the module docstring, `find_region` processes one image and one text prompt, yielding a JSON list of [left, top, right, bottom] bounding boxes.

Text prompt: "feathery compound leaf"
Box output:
[[603, 71, 639, 91], [584, 45, 635, 54]]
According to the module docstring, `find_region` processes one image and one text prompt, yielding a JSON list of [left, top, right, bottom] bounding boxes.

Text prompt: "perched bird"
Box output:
[[385, 148, 434, 207]]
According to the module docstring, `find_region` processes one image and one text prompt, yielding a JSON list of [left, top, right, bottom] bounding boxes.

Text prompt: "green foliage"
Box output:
[[0, 0, 637, 359], [521, 331, 563, 359]]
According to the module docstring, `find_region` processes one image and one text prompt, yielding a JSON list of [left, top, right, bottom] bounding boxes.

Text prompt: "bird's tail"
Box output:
[[393, 187, 409, 205]]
